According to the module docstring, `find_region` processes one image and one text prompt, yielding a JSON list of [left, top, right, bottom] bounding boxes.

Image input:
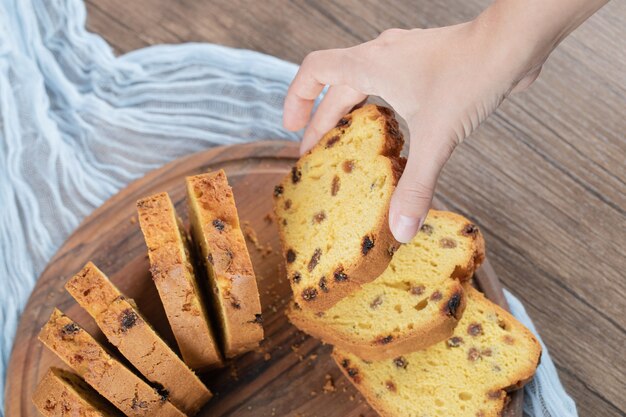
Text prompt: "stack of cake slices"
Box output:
[[275, 104, 542, 417], [31, 103, 542, 417], [34, 170, 264, 416]]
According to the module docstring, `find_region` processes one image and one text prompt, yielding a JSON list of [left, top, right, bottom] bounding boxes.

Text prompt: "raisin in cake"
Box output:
[[137, 192, 223, 370], [333, 286, 541, 417], [288, 210, 485, 360], [186, 170, 264, 358], [38, 309, 185, 417], [33, 367, 123, 417], [274, 104, 405, 311], [65, 262, 212, 415]]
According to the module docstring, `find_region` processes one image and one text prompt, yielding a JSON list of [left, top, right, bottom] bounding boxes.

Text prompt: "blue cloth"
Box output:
[[0, 1, 576, 416]]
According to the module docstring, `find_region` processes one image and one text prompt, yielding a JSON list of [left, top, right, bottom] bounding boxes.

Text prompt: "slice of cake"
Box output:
[[186, 170, 264, 358], [137, 192, 223, 370], [38, 309, 185, 417], [274, 104, 405, 311], [288, 210, 485, 360], [333, 286, 541, 417], [65, 262, 212, 415], [33, 367, 123, 417]]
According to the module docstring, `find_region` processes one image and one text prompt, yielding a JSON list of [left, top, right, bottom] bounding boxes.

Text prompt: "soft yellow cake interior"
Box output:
[[334, 286, 541, 417], [289, 210, 484, 356], [275, 105, 403, 308]]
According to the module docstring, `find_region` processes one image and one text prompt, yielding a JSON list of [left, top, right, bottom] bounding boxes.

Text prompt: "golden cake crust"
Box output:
[[38, 309, 185, 417], [32, 368, 123, 417], [65, 262, 212, 415], [186, 170, 264, 358], [274, 104, 405, 312], [137, 192, 223, 370], [288, 210, 485, 360], [332, 286, 542, 417]]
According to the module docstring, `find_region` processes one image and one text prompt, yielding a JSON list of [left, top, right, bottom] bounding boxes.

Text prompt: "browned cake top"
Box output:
[[38, 309, 185, 417], [187, 170, 255, 279], [137, 192, 223, 370], [65, 262, 213, 415], [186, 170, 263, 358], [32, 367, 123, 417]]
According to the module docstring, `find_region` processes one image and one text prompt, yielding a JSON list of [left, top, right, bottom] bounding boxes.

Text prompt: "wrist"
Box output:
[[473, 2, 555, 84], [472, 0, 607, 87]]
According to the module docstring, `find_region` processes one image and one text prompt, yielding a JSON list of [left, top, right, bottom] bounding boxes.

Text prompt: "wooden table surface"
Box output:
[[85, 1, 625, 416]]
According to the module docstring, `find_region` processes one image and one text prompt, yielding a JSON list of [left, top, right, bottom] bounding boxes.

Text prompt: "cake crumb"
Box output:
[[129, 216, 137, 224], [264, 213, 274, 224], [322, 374, 336, 393], [242, 220, 275, 258], [229, 363, 239, 381], [276, 263, 285, 281], [264, 352, 272, 361], [242, 221, 260, 247], [310, 390, 317, 397], [262, 243, 274, 258]]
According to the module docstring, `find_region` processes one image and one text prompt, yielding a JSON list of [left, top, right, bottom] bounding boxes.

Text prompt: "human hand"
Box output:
[[283, 0, 607, 243]]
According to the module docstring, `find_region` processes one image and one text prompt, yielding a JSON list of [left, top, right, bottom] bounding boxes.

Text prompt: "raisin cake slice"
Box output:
[[33, 367, 123, 417], [38, 309, 185, 417], [333, 286, 541, 417], [65, 262, 212, 415], [274, 104, 405, 311], [137, 192, 223, 370], [288, 210, 485, 360], [186, 170, 264, 358]]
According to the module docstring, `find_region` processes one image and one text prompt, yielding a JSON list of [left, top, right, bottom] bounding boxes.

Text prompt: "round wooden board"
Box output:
[[5, 141, 522, 417]]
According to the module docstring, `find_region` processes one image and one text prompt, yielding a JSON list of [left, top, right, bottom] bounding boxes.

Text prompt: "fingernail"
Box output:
[[391, 214, 423, 243]]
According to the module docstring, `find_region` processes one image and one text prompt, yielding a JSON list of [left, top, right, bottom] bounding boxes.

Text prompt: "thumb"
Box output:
[[389, 128, 456, 243]]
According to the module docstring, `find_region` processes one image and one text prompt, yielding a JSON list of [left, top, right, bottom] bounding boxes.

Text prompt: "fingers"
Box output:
[[283, 48, 354, 132], [389, 127, 457, 243], [300, 85, 367, 154]]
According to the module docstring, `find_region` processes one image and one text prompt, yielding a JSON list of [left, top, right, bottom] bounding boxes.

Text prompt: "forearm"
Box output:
[[476, 0, 608, 77]]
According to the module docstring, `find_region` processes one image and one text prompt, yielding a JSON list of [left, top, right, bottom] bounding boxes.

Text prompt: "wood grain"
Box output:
[[5, 142, 523, 417]]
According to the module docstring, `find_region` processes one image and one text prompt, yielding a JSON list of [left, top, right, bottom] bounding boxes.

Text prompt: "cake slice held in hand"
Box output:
[[333, 285, 541, 417], [137, 192, 223, 370], [33, 367, 123, 417], [186, 170, 264, 358], [289, 210, 485, 360], [65, 262, 212, 415], [39, 309, 185, 417], [274, 104, 405, 311]]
